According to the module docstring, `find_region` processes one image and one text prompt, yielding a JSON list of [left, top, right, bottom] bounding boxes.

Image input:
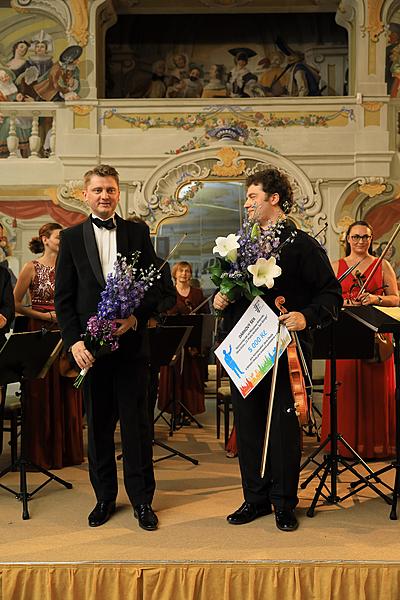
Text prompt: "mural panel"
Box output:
[[106, 12, 348, 99]]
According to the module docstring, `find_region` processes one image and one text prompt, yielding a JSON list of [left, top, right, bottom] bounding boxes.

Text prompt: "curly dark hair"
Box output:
[[245, 168, 294, 214], [83, 164, 120, 188], [29, 222, 62, 254], [344, 220, 374, 256]]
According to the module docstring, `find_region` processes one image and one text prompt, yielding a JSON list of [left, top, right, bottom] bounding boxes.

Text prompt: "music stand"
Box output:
[[150, 326, 198, 465], [343, 306, 400, 519], [300, 310, 392, 517], [158, 314, 216, 429], [0, 330, 73, 520]]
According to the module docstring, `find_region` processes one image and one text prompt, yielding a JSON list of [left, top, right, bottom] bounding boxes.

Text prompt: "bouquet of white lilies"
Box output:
[[210, 218, 288, 303]]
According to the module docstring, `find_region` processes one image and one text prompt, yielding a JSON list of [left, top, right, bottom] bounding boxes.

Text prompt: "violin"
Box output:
[[275, 296, 309, 426]]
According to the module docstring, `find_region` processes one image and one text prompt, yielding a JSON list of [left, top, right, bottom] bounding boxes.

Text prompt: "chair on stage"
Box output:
[[215, 359, 232, 447]]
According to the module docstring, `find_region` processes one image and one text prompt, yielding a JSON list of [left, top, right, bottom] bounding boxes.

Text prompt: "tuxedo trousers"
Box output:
[[84, 349, 155, 506], [231, 356, 301, 510]]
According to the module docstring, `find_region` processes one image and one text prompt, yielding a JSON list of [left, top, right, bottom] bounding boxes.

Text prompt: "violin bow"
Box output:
[[157, 232, 188, 272], [260, 321, 283, 478], [355, 222, 400, 299]]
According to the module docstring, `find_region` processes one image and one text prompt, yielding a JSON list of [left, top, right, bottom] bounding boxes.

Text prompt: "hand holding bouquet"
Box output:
[[210, 217, 292, 305], [74, 252, 159, 388]]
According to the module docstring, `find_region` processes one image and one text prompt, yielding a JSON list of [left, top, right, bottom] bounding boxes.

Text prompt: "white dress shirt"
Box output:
[[91, 214, 117, 280]]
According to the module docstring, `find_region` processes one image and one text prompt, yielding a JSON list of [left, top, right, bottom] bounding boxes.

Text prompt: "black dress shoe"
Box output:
[[227, 501, 272, 525], [88, 500, 116, 527], [134, 503, 158, 531], [275, 509, 298, 532]]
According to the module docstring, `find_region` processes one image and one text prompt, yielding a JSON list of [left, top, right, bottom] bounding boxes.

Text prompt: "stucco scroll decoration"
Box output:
[[364, 0, 385, 42], [57, 180, 89, 214], [211, 147, 246, 177], [357, 176, 387, 197], [133, 163, 211, 230], [11, 0, 89, 46]]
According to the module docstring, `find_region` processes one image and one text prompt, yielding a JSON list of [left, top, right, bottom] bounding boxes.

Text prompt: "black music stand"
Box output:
[[343, 306, 400, 519], [300, 310, 392, 517], [0, 330, 73, 520], [155, 314, 215, 430], [150, 326, 198, 465]]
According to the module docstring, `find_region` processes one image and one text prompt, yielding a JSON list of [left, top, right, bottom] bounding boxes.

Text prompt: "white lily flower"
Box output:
[[213, 233, 240, 262], [247, 256, 282, 288]]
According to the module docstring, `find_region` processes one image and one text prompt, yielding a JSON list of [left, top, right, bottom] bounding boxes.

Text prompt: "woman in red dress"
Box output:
[[13, 222, 84, 469], [321, 220, 399, 459], [157, 261, 209, 423]]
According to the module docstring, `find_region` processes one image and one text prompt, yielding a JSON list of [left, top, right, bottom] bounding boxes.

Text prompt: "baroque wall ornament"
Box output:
[[104, 106, 355, 132], [133, 146, 323, 236], [211, 147, 246, 177], [57, 180, 89, 214], [11, 0, 89, 46]]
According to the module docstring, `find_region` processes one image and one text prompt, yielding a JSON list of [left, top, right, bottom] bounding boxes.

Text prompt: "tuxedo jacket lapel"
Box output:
[[116, 214, 129, 258], [83, 218, 106, 288]]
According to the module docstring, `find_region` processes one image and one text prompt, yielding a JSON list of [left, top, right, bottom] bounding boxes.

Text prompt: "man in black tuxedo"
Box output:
[[55, 164, 167, 531], [0, 264, 14, 349]]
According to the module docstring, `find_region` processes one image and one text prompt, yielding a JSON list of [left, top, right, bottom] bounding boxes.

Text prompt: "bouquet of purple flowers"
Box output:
[[74, 251, 159, 388], [209, 216, 293, 303]]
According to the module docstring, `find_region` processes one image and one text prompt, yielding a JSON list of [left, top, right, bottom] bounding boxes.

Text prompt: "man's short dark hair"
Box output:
[[246, 168, 294, 214], [83, 164, 120, 188]]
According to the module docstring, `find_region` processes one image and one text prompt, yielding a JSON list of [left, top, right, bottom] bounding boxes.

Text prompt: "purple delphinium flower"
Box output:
[[74, 252, 159, 388]]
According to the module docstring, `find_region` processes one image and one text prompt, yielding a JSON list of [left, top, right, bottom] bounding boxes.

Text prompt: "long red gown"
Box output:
[[157, 286, 209, 417], [321, 258, 396, 459], [23, 260, 84, 469]]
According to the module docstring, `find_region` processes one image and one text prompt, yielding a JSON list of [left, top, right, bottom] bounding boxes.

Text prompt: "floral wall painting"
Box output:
[[106, 12, 348, 99]]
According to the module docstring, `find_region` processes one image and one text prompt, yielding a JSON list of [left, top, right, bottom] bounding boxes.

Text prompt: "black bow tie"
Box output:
[[92, 217, 116, 230]]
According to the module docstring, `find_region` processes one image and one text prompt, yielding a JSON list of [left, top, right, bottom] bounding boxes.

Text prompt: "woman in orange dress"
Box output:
[[157, 261, 209, 424], [321, 220, 399, 459], [13, 222, 84, 469]]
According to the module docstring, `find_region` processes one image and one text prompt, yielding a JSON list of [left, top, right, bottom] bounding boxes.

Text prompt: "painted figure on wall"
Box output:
[[226, 47, 258, 98], [7, 40, 30, 79], [143, 59, 167, 98], [275, 37, 321, 97], [33, 45, 82, 101], [386, 22, 400, 95], [0, 67, 31, 157], [257, 53, 286, 97], [28, 31, 54, 79], [202, 64, 227, 98], [181, 66, 204, 98]]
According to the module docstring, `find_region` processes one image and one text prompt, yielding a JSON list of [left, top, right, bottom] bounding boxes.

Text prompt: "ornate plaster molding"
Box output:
[[132, 145, 323, 236], [57, 180, 89, 214], [364, 0, 385, 42], [333, 176, 393, 232], [211, 147, 246, 177], [11, 0, 89, 46]]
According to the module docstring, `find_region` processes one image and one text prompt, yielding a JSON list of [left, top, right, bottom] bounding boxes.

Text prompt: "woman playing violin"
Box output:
[[321, 220, 399, 459]]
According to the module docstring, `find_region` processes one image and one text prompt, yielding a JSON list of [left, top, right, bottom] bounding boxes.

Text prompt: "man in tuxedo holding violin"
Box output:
[[55, 164, 171, 531], [214, 168, 342, 531]]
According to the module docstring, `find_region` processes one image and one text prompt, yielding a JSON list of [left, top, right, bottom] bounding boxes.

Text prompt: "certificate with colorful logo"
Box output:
[[215, 296, 290, 398]]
